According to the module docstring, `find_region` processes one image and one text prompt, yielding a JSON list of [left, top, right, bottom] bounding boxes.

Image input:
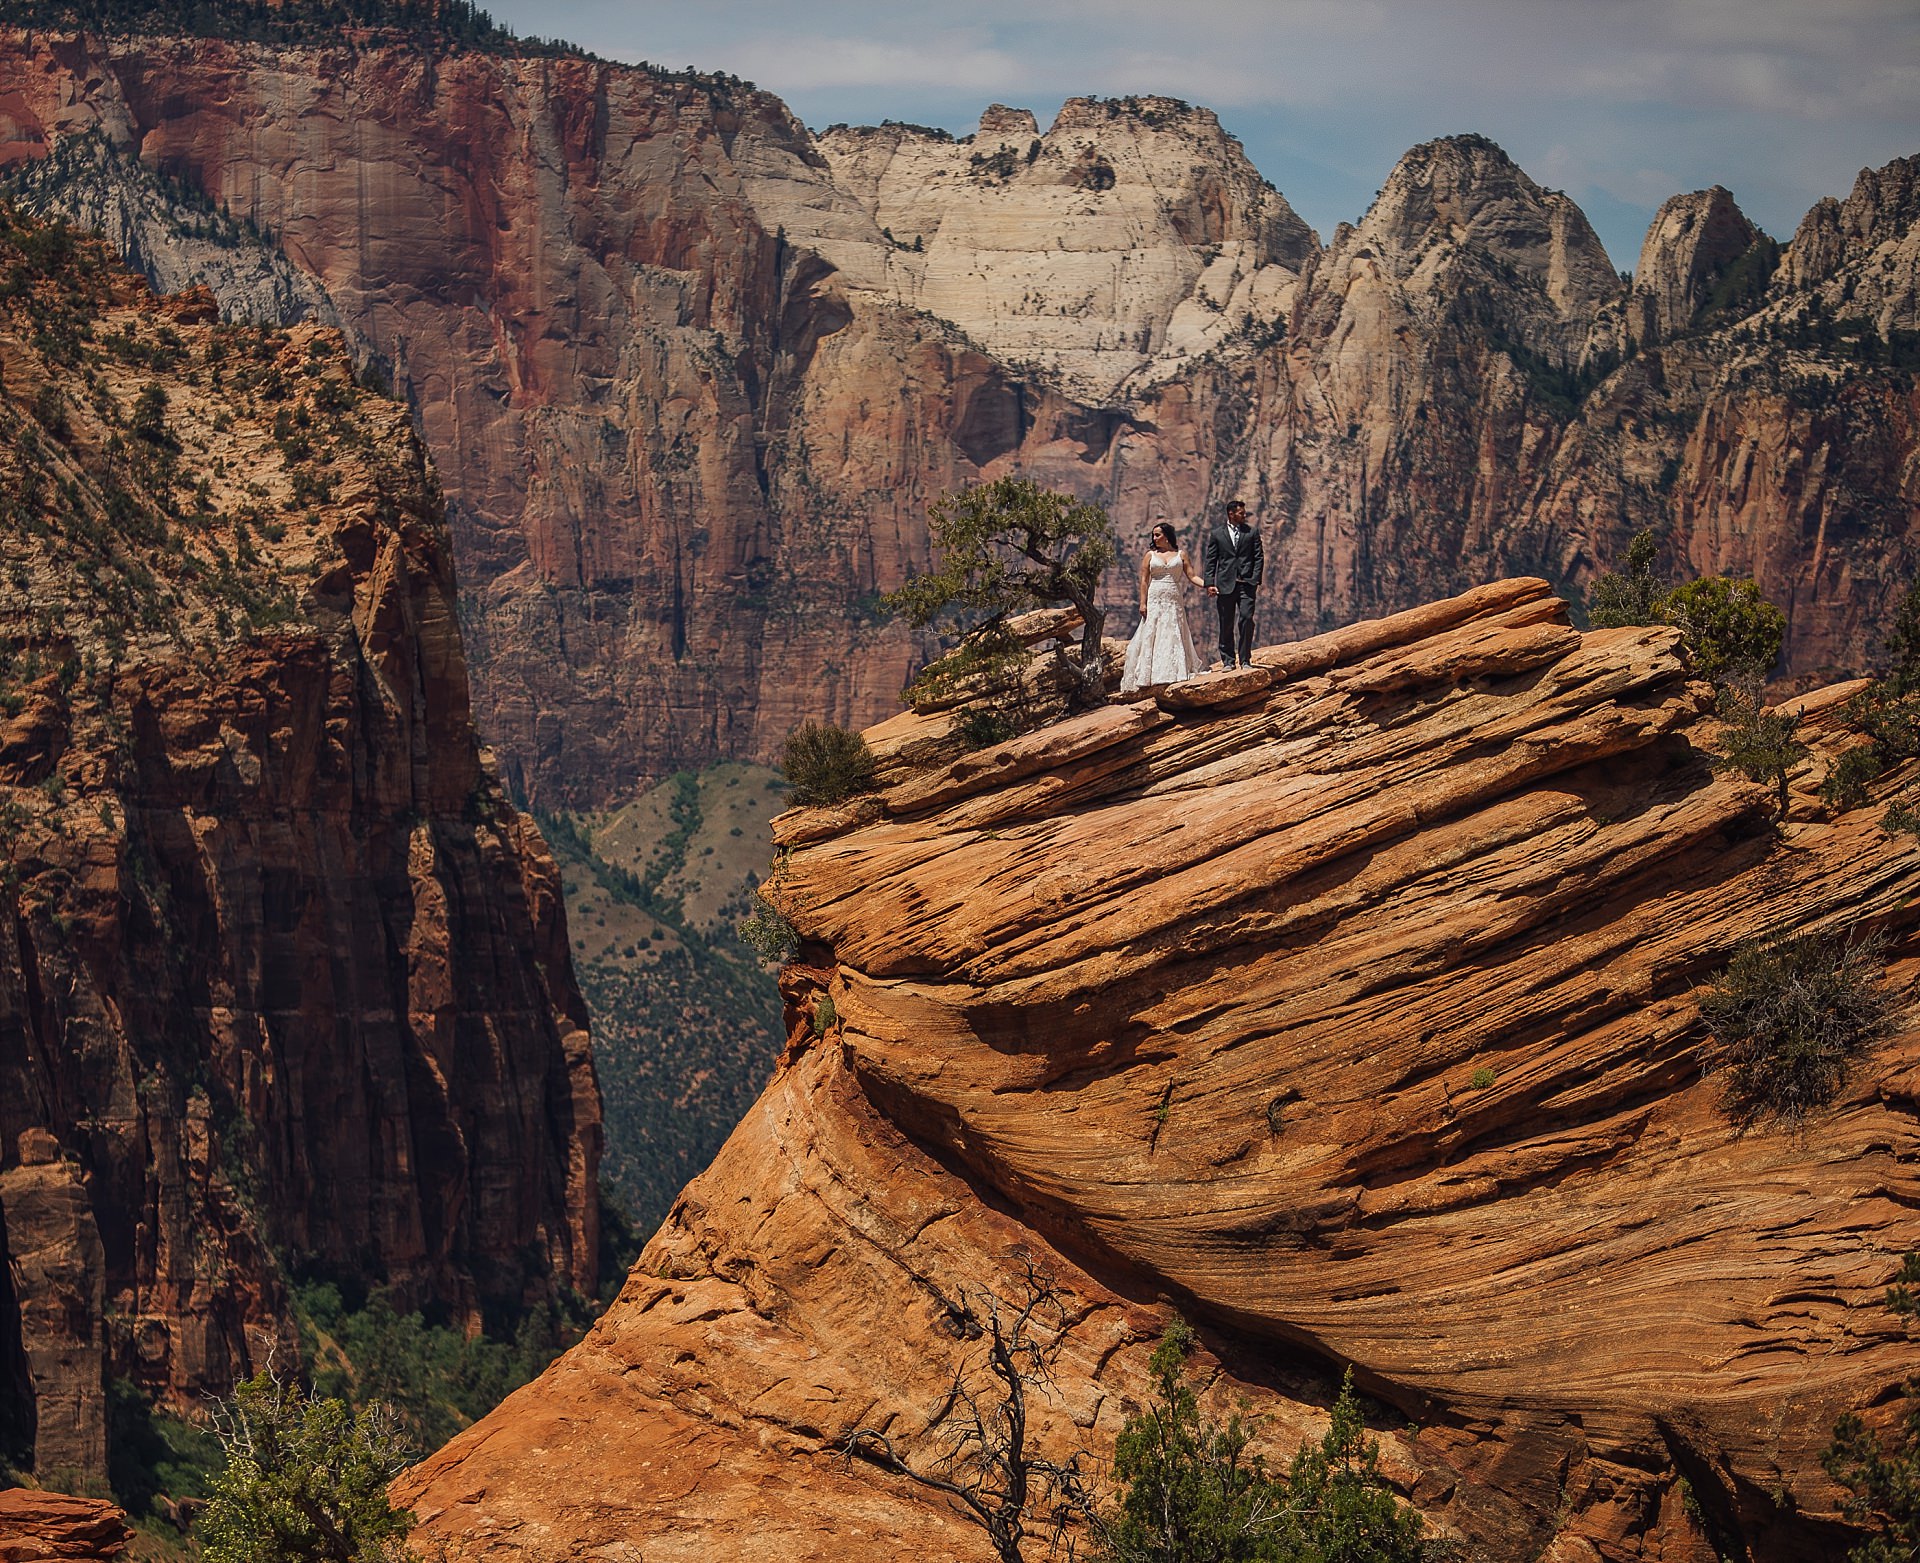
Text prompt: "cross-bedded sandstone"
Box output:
[[402, 579, 1919, 1561]]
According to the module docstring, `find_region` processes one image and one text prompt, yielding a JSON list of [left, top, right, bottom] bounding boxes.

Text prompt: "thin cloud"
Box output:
[[727, 31, 1029, 94]]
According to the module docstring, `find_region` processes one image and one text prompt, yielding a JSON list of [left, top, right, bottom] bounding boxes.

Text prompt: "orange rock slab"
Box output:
[[407, 580, 1919, 1562]]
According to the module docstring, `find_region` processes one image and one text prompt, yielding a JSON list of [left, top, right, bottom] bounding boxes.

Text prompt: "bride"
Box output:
[[1120, 522, 1205, 693]]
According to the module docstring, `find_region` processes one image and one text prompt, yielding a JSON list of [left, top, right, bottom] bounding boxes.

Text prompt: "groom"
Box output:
[[1203, 499, 1264, 669]]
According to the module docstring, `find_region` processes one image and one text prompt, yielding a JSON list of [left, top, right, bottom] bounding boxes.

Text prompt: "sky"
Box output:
[[482, 0, 1920, 271]]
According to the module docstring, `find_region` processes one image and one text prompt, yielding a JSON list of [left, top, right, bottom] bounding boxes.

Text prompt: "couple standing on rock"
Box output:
[[1118, 499, 1266, 694]]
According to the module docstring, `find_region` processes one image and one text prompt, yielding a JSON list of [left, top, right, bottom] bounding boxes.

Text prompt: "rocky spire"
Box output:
[[1630, 185, 1766, 345]]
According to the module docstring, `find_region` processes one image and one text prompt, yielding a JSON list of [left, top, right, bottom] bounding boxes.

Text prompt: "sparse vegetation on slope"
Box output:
[[4, 0, 575, 54], [537, 764, 786, 1237], [1702, 928, 1901, 1126]]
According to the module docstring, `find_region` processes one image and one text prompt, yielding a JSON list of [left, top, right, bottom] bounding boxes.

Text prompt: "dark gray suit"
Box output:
[[1203, 520, 1264, 666]]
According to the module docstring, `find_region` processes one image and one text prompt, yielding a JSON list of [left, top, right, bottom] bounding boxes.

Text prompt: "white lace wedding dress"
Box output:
[[1120, 551, 1201, 693]]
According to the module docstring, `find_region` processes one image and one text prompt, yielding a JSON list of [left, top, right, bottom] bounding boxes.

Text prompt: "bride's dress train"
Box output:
[[1120, 552, 1200, 693]]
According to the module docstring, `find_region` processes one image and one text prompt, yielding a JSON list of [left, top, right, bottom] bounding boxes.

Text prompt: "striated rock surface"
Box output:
[[0, 217, 598, 1485], [0, 1489, 130, 1561], [403, 578, 1920, 1562], [0, 132, 344, 330], [0, 29, 1916, 805], [800, 98, 1318, 401]]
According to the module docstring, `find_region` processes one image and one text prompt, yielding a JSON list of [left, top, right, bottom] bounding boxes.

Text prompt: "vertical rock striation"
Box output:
[[0, 220, 598, 1485]]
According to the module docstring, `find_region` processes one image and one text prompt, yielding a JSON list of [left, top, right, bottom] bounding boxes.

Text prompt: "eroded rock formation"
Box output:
[[0, 1488, 131, 1561], [0, 220, 598, 1485], [0, 25, 1914, 800], [402, 580, 1919, 1561]]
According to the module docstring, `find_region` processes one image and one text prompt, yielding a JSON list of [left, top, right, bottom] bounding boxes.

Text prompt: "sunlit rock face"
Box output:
[[401, 580, 1920, 1563]]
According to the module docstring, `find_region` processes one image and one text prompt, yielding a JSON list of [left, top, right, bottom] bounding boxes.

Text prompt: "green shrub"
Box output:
[[810, 993, 837, 1038], [1660, 575, 1786, 683], [955, 705, 1021, 750], [738, 901, 799, 963], [197, 1369, 414, 1563], [1701, 928, 1900, 1125], [781, 721, 876, 806], [1823, 744, 1887, 811], [1104, 1317, 1281, 1563], [31, 380, 70, 441], [1711, 680, 1808, 817], [1102, 1319, 1427, 1563], [130, 382, 170, 446], [1588, 529, 1664, 629]]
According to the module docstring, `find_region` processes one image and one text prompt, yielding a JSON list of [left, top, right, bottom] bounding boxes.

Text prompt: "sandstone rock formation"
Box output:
[[401, 578, 1920, 1562], [1, 24, 1914, 802], [0, 219, 598, 1486], [0, 1489, 131, 1561]]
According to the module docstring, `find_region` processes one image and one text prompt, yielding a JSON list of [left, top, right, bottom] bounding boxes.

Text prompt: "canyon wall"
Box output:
[[0, 219, 597, 1486], [401, 582, 1920, 1562], [0, 27, 1913, 800]]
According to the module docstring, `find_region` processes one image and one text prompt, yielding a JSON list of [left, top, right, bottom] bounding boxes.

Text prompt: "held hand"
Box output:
[[1208, 586, 1220, 596]]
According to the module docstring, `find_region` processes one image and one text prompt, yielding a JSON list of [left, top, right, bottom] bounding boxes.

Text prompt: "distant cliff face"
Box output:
[[0, 30, 1914, 805], [0, 220, 598, 1486], [400, 583, 1920, 1562]]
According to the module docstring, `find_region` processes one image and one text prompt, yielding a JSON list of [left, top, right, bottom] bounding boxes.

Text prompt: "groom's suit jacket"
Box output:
[[1203, 521, 1265, 597]]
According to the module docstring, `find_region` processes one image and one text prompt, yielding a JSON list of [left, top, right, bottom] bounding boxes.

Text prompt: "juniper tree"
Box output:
[[888, 477, 1116, 715]]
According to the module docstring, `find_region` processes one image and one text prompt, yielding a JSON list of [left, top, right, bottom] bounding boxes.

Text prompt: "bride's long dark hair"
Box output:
[[1150, 522, 1177, 551]]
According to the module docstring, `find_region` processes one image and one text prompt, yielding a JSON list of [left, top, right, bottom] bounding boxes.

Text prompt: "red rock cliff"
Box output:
[[402, 581, 1918, 1562], [1, 35, 1913, 801], [0, 219, 598, 1487]]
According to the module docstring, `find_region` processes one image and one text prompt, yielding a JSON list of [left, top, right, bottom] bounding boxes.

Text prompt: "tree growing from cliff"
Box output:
[[1659, 575, 1786, 686], [197, 1366, 416, 1563], [1823, 1252, 1920, 1561], [1586, 531, 1787, 687], [888, 477, 1116, 716], [1711, 674, 1809, 819], [1102, 1318, 1429, 1563], [841, 1266, 1101, 1563]]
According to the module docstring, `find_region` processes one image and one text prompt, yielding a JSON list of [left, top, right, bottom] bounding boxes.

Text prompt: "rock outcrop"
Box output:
[[401, 579, 1920, 1562], [0, 1489, 131, 1561], [0, 27, 1913, 812], [0, 217, 599, 1486]]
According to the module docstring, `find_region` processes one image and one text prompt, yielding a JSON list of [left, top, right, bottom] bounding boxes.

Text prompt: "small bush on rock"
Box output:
[[1102, 1318, 1429, 1563], [1701, 928, 1901, 1126], [1711, 677, 1809, 818], [739, 902, 799, 964], [1588, 529, 1665, 629], [781, 721, 876, 806]]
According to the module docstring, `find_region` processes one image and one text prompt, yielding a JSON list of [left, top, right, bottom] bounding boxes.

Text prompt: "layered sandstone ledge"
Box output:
[[402, 578, 1919, 1562]]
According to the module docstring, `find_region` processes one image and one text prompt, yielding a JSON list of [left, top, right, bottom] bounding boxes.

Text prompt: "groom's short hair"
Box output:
[[1225, 500, 1247, 519]]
